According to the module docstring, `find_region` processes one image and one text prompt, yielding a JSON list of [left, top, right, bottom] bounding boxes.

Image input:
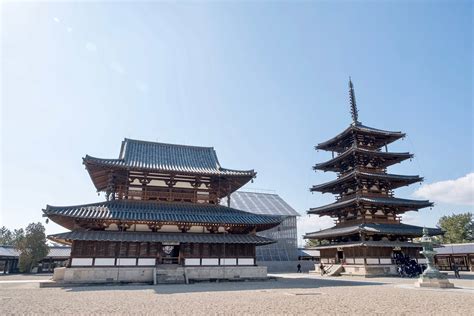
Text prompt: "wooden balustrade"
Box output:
[[112, 185, 218, 203]]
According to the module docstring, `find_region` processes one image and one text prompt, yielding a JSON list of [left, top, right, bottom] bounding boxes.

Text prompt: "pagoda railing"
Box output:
[[337, 191, 393, 201], [113, 185, 218, 204]]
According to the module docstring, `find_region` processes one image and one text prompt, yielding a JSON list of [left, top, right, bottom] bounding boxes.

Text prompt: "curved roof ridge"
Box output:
[[123, 138, 215, 150]]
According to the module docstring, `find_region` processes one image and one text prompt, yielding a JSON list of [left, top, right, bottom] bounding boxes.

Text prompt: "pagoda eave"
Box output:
[[303, 223, 443, 240], [307, 196, 433, 216], [316, 124, 405, 153], [310, 171, 423, 194], [313, 148, 413, 172], [305, 241, 424, 250]]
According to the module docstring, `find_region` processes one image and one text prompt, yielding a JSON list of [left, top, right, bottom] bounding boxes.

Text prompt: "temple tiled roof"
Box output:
[[311, 170, 423, 193], [48, 231, 275, 245], [308, 195, 433, 215], [43, 200, 283, 231], [434, 243, 474, 255], [0, 246, 19, 258], [84, 138, 255, 177], [310, 240, 424, 249], [316, 124, 405, 152], [221, 191, 300, 216], [304, 223, 442, 239], [313, 147, 413, 172]]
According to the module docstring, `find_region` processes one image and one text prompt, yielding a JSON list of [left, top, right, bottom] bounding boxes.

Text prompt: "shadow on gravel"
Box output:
[[62, 275, 387, 294]]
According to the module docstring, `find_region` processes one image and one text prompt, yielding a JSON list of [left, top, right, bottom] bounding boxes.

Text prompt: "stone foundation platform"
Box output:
[[311, 264, 398, 277], [53, 267, 155, 283], [53, 266, 268, 284]]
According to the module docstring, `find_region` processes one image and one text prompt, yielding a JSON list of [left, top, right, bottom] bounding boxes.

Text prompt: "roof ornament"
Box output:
[[349, 77, 360, 125]]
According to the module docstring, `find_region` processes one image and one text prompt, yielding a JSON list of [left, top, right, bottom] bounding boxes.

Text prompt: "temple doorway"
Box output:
[[161, 245, 180, 264], [337, 250, 344, 263]]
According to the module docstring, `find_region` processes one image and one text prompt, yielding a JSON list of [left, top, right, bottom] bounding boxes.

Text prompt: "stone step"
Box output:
[[156, 266, 186, 284]]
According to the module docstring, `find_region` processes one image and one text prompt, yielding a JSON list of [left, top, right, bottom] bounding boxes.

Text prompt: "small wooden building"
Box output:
[[44, 139, 282, 283], [0, 246, 19, 274], [435, 243, 474, 271]]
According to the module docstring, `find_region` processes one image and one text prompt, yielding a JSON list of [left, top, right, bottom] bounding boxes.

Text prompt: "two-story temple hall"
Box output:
[[45, 139, 283, 283]]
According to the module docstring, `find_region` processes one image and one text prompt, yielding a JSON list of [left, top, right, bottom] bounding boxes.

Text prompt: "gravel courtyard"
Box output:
[[1, 273, 473, 315]]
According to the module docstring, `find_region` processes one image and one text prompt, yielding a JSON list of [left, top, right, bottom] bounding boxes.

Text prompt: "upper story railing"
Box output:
[[112, 185, 219, 204]]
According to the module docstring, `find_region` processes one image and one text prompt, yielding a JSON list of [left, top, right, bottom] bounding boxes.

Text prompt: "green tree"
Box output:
[[0, 227, 25, 246], [304, 239, 329, 248], [437, 212, 473, 244], [14, 223, 49, 273], [0, 226, 13, 244]]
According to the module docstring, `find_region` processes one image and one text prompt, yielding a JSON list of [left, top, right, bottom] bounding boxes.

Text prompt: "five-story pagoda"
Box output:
[[44, 139, 282, 283], [304, 79, 442, 276]]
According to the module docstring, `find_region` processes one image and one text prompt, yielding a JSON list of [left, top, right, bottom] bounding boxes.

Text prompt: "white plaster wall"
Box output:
[[133, 224, 151, 232], [418, 258, 427, 264], [184, 258, 201, 266], [366, 258, 380, 264], [380, 258, 392, 264], [138, 258, 156, 266], [159, 225, 181, 233], [221, 258, 237, 265], [105, 223, 119, 231], [238, 258, 254, 265], [117, 258, 136, 266], [71, 258, 93, 266], [94, 258, 115, 266], [202, 258, 219, 265], [354, 258, 365, 264], [188, 226, 204, 233]]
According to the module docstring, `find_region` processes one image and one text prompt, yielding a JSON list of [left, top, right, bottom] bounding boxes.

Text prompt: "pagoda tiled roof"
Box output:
[[307, 195, 433, 215], [48, 230, 275, 245], [84, 138, 255, 177], [43, 200, 283, 231], [311, 170, 423, 193], [316, 123, 405, 152], [308, 240, 426, 249], [313, 147, 413, 172], [304, 223, 442, 239]]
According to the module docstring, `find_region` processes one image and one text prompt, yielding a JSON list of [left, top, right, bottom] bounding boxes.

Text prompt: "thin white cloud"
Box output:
[[67, 27, 73, 33], [85, 42, 97, 52], [297, 214, 333, 247], [108, 62, 125, 74], [401, 212, 422, 226], [413, 173, 474, 206], [136, 81, 149, 93], [53, 17, 60, 23]]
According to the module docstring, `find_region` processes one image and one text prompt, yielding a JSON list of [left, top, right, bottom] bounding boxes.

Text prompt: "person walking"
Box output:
[[319, 262, 325, 276], [453, 262, 461, 279], [297, 263, 302, 273]]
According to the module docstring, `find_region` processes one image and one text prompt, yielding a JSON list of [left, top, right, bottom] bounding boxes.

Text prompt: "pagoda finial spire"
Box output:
[[349, 77, 360, 125]]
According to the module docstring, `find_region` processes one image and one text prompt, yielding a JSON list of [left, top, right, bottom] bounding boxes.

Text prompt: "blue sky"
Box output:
[[1, 1, 472, 245]]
